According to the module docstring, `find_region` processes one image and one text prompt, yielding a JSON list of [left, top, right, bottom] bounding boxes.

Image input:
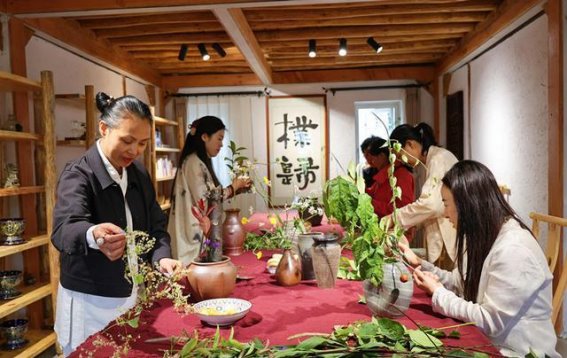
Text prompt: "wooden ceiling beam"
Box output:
[[74, 11, 217, 29], [94, 22, 225, 39], [214, 8, 271, 84], [272, 65, 435, 84], [260, 34, 462, 49], [150, 60, 250, 68], [250, 12, 489, 30], [21, 17, 162, 85], [279, 1, 489, 10], [109, 32, 230, 45], [159, 67, 253, 74], [272, 54, 442, 67], [266, 40, 456, 54], [129, 48, 242, 59], [163, 73, 261, 88], [436, 0, 545, 74], [270, 48, 448, 59], [245, 1, 498, 20], [4, 0, 384, 16], [256, 23, 475, 42]]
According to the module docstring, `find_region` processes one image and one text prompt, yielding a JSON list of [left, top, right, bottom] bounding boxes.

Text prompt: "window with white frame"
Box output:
[[355, 100, 404, 164]]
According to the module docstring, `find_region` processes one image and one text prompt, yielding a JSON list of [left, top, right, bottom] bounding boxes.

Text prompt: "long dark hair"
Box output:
[[442, 160, 530, 302], [390, 122, 437, 155], [95, 92, 153, 126], [178, 115, 226, 186]]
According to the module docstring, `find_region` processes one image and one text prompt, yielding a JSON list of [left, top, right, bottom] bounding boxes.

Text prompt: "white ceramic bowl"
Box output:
[[194, 298, 252, 326]]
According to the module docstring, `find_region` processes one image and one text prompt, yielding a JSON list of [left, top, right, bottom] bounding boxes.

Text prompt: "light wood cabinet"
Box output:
[[55, 85, 97, 149], [0, 70, 57, 357], [145, 110, 185, 211]]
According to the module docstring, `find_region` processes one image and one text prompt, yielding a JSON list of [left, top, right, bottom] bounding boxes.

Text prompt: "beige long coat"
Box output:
[[168, 153, 230, 265], [395, 146, 458, 264]]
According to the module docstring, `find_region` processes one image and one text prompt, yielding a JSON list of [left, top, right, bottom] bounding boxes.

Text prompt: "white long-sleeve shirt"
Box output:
[[422, 219, 559, 357], [394, 146, 458, 263]]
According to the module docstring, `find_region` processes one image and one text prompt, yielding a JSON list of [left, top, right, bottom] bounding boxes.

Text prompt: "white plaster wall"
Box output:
[[25, 37, 153, 177], [447, 65, 470, 158], [469, 16, 548, 223], [419, 87, 434, 129]]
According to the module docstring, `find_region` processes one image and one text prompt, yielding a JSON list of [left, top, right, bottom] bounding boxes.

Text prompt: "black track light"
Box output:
[[178, 44, 188, 61], [338, 38, 347, 56], [212, 43, 227, 57], [198, 43, 210, 61], [367, 37, 383, 54], [308, 39, 317, 58]]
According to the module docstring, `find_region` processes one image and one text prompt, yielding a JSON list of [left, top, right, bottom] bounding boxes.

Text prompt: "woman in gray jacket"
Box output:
[[401, 160, 558, 357]]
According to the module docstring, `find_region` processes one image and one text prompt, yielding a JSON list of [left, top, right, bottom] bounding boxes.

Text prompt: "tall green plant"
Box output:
[[323, 114, 406, 287]]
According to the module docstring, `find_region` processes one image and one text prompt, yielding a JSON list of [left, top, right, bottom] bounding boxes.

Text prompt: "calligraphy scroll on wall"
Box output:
[[267, 95, 328, 206]]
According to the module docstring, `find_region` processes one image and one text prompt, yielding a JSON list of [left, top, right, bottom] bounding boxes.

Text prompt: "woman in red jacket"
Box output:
[[361, 136, 414, 218]]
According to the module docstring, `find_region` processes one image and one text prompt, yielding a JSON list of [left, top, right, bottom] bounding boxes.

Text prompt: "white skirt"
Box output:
[[54, 283, 137, 357]]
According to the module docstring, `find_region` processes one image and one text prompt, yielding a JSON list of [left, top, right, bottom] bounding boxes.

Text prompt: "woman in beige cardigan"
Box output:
[[389, 123, 458, 270], [168, 116, 250, 265]]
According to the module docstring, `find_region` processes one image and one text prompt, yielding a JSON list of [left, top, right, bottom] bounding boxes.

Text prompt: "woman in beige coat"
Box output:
[[389, 123, 458, 270], [168, 116, 250, 265]]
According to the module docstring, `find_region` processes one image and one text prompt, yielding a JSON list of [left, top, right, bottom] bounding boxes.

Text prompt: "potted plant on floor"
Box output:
[[324, 140, 413, 317]]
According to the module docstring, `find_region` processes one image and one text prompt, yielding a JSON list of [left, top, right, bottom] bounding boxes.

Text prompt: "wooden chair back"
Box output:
[[529, 212, 567, 273], [552, 262, 567, 326]]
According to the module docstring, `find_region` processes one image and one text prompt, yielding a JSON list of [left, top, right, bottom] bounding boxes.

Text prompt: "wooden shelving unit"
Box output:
[[55, 85, 96, 149], [0, 70, 57, 357], [145, 110, 185, 212]]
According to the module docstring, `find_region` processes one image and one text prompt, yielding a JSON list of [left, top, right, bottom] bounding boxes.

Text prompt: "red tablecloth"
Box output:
[[71, 252, 500, 357], [242, 211, 345, 237]]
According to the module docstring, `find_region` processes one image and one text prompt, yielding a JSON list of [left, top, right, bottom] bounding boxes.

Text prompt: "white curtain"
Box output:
[[185, 94, 266, 213]]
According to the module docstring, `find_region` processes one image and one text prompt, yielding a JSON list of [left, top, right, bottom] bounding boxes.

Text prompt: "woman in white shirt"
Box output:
[[389, 122, 458, 270], [400, 160, 559, 357]]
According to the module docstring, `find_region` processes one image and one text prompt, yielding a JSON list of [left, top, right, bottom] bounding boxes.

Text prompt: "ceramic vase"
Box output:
[[222, 208, 245, 256], [311, 233, 341, 288], [363, 262, 414, 318], [297, 232, 323, 280], [275, 249, 302, 286], [185, 256, 237, 302]]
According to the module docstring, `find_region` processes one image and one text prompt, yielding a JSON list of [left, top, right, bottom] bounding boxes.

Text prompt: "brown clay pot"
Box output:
[[275, 249, 302, 286], [222, 208, 245, 256], [185, 256, 237, 302]]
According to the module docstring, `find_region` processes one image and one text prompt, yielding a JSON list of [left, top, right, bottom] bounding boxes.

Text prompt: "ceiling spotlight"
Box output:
[[178, 44, 188, 61], [212, 43, 227, 57], [308, 39, 317, 58], [198, 43, 210, 61], [367, 37, 383, 54], [338, 38, 347, 56]]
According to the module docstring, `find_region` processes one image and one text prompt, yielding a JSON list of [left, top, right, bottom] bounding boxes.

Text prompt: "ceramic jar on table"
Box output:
[[311, 233, 341, 288]]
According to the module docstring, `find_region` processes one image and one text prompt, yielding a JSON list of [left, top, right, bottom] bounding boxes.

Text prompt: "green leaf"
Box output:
[[179, 338, 198, 356], [408, 330, 443, 348], [376, 318, 405, 341], [126, 316, 139, 328], [295, 336, 328, 350], [448, 330, 461, 338]]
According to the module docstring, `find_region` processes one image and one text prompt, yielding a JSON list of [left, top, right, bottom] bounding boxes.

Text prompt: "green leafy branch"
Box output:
[[166, 317, 494, 358]]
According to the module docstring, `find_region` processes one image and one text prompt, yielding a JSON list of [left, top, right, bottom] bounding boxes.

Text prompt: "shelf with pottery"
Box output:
[[0, 70, 57, 357], [0, 282, 51, 318], [55, 85, 97, 149], [0, 235, 49, 258], [0, 329, 56, 358]]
